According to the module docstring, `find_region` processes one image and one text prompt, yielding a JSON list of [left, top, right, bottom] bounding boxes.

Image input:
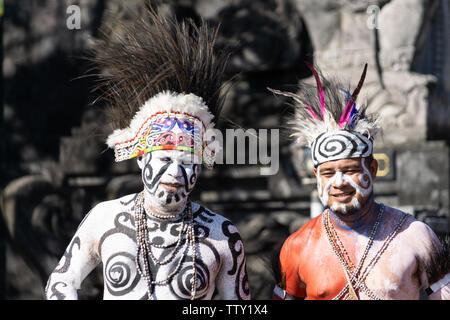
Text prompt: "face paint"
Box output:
[[317, 158, 373, 215], [138, 150, 201, 213]]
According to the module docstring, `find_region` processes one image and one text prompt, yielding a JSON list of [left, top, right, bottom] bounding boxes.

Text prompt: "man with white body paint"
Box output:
[[270, 63, 450, 300], [45, 9, 250, 300]]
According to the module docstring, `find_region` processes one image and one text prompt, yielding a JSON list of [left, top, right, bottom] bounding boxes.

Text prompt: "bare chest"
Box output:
[[97, 212, 223, 299], [301, 230, 421, 300]]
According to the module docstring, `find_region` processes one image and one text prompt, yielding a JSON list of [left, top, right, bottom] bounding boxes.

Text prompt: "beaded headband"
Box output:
[[106, 91, 219, 169]]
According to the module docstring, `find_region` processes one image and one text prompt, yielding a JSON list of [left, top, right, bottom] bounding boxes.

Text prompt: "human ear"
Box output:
[[137, 155, 145, 170]]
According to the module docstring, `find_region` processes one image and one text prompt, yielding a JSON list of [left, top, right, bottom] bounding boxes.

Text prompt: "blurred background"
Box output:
[[0, 0, 449, 300]]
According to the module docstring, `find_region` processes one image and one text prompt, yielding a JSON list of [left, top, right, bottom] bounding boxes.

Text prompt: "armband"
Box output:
[[272, 285, 286, 300], [425, 273, 450, 295]]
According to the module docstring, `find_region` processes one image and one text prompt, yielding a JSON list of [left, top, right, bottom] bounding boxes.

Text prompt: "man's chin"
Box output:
[[329, 200, 360, 215]]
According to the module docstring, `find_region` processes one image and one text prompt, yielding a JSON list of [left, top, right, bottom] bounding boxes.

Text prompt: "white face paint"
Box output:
[[317, 158, 374, 215], [137, 150, 201, 214]]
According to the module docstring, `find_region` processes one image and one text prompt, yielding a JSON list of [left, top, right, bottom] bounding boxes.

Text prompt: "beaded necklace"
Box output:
[[331, 213, 408, 300], [325, 205, 409, 300], [134, 191, 198, 300], [323, 204, 384, 300]]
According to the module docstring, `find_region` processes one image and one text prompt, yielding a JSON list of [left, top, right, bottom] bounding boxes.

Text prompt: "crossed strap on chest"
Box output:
[[323, 206, 409, 300]]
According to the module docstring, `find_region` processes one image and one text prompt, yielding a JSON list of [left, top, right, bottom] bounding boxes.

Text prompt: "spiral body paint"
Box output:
[[45, 149, 251, 300]]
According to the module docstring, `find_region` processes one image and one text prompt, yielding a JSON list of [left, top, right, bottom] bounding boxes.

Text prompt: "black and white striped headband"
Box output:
[[311, 130, 373, 167]]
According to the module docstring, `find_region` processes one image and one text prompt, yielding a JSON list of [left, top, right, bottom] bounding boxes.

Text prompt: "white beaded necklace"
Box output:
[[134, 191, 198, 300]]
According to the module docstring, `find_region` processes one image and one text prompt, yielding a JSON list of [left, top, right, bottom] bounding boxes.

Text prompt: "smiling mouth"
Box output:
[[331, 190, 355, 201]]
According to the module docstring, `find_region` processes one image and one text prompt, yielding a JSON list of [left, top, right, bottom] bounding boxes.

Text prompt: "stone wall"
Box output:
[[1, 0, 449, 300]]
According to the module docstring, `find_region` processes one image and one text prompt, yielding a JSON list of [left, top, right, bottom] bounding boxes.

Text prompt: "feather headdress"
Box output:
[[89, 7, 230, 168], [269, 63, 381, 166]]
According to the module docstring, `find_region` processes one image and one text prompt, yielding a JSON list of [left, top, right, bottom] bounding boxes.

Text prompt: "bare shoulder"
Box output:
[[191, 202, 242, 239], [383, 205, 439, 248], [76, 193, 138, 231], [282, 214, 322, 253], [192, 202, 235, 223]]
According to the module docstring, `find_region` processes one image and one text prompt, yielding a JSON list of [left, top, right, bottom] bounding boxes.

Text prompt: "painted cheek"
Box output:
[[316, 167, 326, 199], [353, 175, 372, 198], [358, 159, 373, 195], [142, 158, 156, 191], [177, 163, 198, 195], [186, 165, 198, 189], [143, 157, 173, 194], [319, 176, 334, 207], [358, 173, 371, 189], [317, 176, 323, 198]]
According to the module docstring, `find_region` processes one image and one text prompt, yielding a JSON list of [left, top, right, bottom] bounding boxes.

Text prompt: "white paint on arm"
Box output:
[[409, 219, 450, 300], [45, 204, 104, 299], [215, 220, 250, 300]]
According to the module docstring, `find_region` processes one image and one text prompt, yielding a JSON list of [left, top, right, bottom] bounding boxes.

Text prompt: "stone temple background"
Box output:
[[0, 0, 449, 300]]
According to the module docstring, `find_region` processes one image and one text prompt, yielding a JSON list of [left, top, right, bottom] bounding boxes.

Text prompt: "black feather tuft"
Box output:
[[87, 7, 231, 130], [261, 245, 286, 289], [425, 235, 450, 286]]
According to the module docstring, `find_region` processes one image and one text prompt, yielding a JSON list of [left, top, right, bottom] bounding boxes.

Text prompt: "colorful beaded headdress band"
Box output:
[[269, 63, 380, 167], [89, 8, 229, 169], [106, 91, 219, 168]]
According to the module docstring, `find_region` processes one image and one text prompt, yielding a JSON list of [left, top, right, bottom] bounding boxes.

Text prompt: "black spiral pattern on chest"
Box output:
[[104, 252, 142, 296]]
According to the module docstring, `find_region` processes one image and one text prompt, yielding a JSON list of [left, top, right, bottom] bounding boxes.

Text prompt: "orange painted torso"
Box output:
[[280, 214, 354, 299], [279, 207, 441, 300]]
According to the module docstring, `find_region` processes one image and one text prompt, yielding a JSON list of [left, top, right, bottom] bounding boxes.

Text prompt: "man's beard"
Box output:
[[329, 197, 362, 215]]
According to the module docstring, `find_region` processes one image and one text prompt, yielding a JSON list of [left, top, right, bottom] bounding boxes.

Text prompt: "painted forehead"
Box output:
[[318, 157, 364, 171], [151, 149, 198, 161]]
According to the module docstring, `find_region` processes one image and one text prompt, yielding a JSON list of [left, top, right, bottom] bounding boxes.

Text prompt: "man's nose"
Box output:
[[333, 171, 345, 187], [166, 160, 183, 177]]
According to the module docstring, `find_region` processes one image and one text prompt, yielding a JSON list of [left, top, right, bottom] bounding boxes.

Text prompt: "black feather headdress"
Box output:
[[87, 7, 231, 166], [425, 236, 450, 294], [90, 7, 230, 130]]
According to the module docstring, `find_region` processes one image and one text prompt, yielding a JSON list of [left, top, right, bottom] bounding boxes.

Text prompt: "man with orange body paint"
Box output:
[[269, 64, 450, 300]]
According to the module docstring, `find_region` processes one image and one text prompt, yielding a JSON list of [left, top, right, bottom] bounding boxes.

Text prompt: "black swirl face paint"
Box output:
[[142, 153, 171, 194], [180, 163, 199, 194], [139, 151, 201, 209]]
